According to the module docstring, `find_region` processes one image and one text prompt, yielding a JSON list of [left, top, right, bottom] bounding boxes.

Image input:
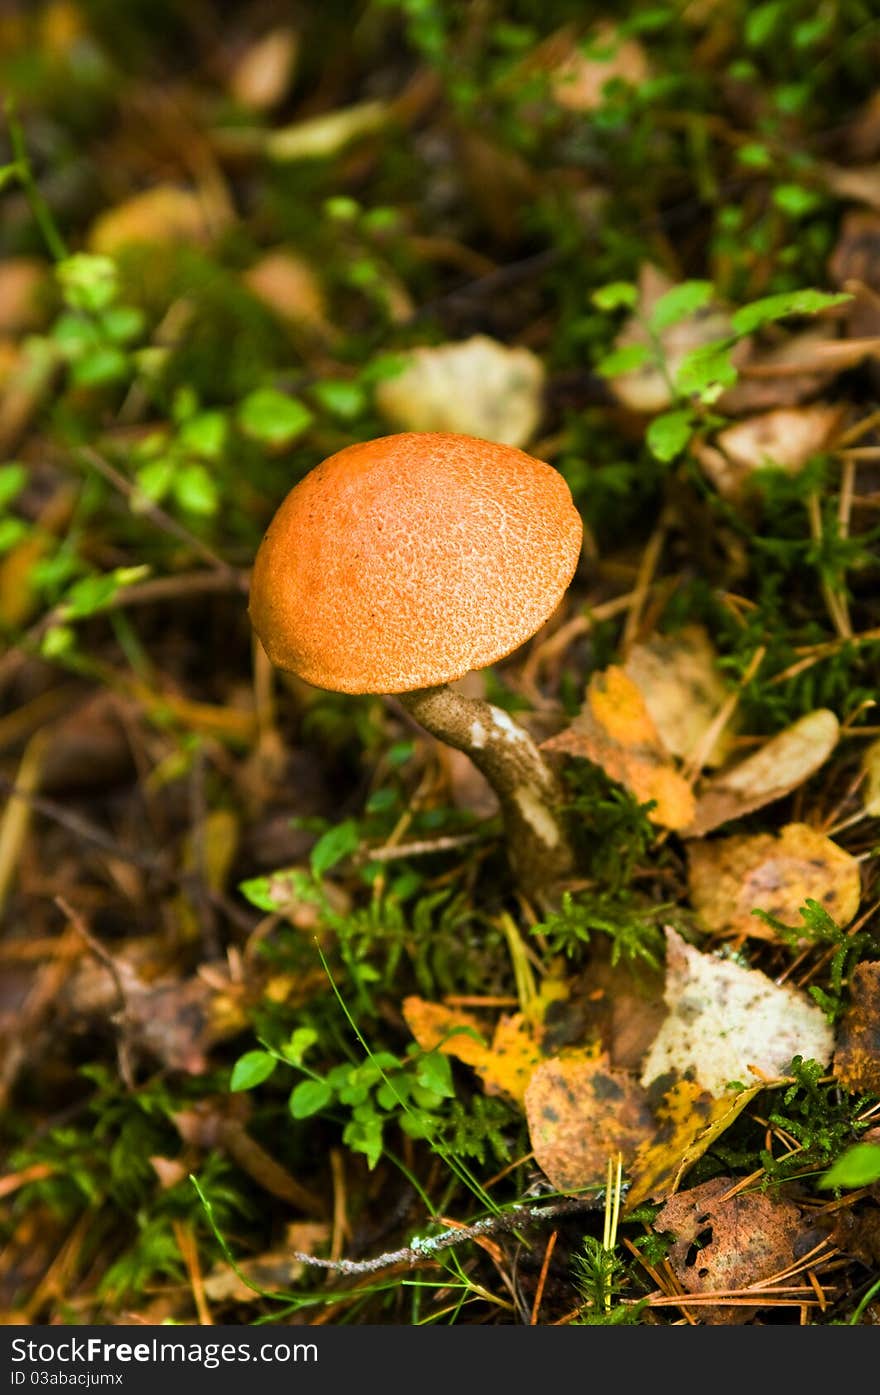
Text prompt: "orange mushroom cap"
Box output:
[[248, 431, 583, 694]]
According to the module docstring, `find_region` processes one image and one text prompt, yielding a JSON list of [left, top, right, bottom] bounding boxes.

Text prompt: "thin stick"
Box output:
[[530, 1230, 558, 1325], [264, 1197, 602, 1278]]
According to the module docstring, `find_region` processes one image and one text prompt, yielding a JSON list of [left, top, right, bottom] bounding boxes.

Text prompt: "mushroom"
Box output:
[[248, 431, 583, 895]]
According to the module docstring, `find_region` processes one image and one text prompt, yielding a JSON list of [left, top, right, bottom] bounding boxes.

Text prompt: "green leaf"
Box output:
[[61, 566, 149, 619], [819, 1143, 880, 1190], [173, 462, 218, 516], [0, 516, 27, 553], [40, 623, 75, 658], [310, 818, 360, 878], [237, 867, 313, 912], [730, 290, 851, 336], [178, 410, 228, 460], [595, 342, 652, 377], [52, 312, 100, 359], [646, 408, 694, 462], [591, 281, 637, 312], [343, 1113, 384, 1169], [230, 1050, 278, 1092], [673, 340, 738, 400], [736, 143, 772, 169], [290, 1078, 334, 1118], [282, 1027, 319, 1067], [237, 388, 313, 448], [648, 280, 714, 334], [100, 304, 145, 344], [0, 462, 27, 510], [772, 184, 823, 219], [134, 457, 175, 507], [70, 345, 129, 387], [57, 253, 118, 312], [415, 1050, 454, 1098], [745, 1, 782, 47], [310, 380, 367, 421]]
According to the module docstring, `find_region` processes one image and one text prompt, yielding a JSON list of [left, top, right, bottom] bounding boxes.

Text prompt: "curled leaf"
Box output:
[[625, 1080, 762, 1212], [686, 709, 840, 837]]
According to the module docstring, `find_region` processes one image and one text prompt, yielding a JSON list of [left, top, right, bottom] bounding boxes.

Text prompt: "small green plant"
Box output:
[[762, 1056, 874, 1180], [573, 1156, 646, 1324], [231, 1027, 458, 1171], [752, 900, 880, 1024], [593, 280, 850, 463]]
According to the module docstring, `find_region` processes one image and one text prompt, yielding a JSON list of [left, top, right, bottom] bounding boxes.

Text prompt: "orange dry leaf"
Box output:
[[242, 250, 330, 336], [524, 1055, 653, 1194], [88, 186, 218, 254], [625, 1079, 762, 1212], [687, 822, 861, 942], [652, 1177, 818, 1324], [685, 709, 840, 837], [833, 961, 880, 1094], [402, 996, 543, 1104], [543, 665, 696, 830]]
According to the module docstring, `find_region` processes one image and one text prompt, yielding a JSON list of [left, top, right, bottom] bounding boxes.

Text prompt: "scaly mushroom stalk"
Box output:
[[399, 684, 574, 894]]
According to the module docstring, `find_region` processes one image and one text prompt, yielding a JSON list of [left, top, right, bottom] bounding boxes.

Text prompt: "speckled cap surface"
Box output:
[[248, 431, 583, 694]]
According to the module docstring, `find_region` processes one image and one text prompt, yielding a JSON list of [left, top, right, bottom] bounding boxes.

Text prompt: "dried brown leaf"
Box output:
[[685, 709, 840, 837], [230, 28, 298, 111], [266, 100, 389, 161], [652, 1177, 817, 1324], [242, 250, 329, 334], [0, 258, 49, 333], [626, 1080, 761, 1212], [623, 625, 734, 767], [88, 186, 217, 254], [861, 738, 880, 817], [699, 404, 845, 503], [833, 961, 880, 1094], [524, 1055, 653, 1193], [550, 24, 649, 112]]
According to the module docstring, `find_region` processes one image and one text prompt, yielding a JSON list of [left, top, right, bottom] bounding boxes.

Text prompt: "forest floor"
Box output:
[[1, 0, 880, 1327]]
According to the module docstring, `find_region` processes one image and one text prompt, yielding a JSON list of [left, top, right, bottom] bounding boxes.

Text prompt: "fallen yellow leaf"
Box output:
[[625, 1079, 762, 1211], [543, 665, 696, 830], [688, 822, 861, 941]]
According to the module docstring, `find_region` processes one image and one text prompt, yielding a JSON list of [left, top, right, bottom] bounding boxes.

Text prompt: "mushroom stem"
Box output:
[[399, 684, 575, 895]]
